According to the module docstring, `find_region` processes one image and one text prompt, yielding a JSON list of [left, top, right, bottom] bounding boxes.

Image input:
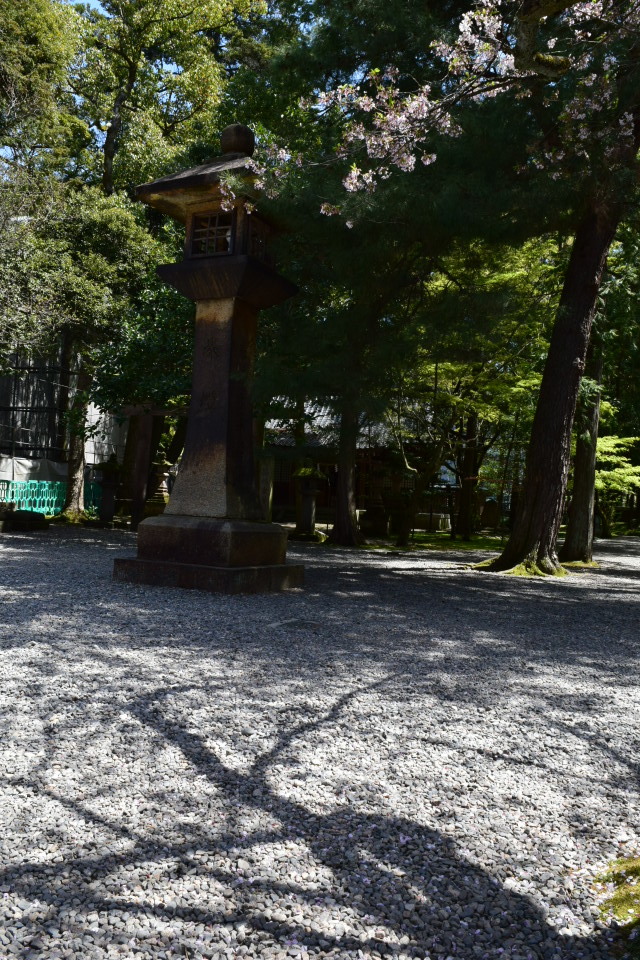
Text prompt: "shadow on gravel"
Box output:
[[1, 530, 638, 958], [2, 683, 617, 960]]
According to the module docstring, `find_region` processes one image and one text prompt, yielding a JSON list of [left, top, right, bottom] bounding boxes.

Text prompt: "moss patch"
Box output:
[[50, 511, 87, 525], [472, 557, 497, 569], [472, 559, 569, 577], [561, 560, 600, 569], [599, 856, 640, 958], [288, 530, 328, 543]]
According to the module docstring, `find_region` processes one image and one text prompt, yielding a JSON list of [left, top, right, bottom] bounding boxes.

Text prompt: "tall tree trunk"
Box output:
[[143, 415, 168, 507], [498, 418, 518, 523], [101, 65, 137, 196], [119, 413, 155, 528], [458, 413, 478, 541], [54, 330, 73, 461], [559, 346, 603, 563], [489, 204, 619, 573], [594, 489, 613, 539], [395, 444, 448, 547], [292, 399, 307, 534], [330, 399, 363, 546], [62, 361, 91, 518], [165, 415, 188, 465]]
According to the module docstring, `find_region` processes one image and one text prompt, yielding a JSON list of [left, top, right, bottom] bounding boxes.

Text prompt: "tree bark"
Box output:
[[489, 204, 619, 573], [117, 412, 154, 524], [558, 346, 603, 563], [54, 330, 73, 461], [101, 64, 137, 196], [330, 399, 363, 546], [594, 489, 613, 539], [498, 419, 519, 522], [165, 415, 188, 465], [292, 399, 307, 535], [458, 413, 479, 541], [143, 415, 167, 507], [62, 361, 91, 518], [131, 414, 155, 528]]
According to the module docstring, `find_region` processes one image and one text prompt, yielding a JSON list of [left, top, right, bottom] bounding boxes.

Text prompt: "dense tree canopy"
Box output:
[[0, 0, 638, 554]]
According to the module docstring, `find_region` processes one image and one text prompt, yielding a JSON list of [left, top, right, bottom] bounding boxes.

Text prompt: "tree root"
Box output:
[[473, 556, 569, 577], [51, 510, 89, 525]]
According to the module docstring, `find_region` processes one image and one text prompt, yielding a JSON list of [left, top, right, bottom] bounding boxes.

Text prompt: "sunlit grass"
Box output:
[[362, 531, 504, 552]]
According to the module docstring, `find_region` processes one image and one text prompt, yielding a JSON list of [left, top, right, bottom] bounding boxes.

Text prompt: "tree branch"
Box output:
[[513, 0, 575, 78]]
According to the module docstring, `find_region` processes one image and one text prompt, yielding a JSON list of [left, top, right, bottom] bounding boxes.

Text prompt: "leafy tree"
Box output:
[[235, 0, 580, 547], [595, 437, 640, 505], [19, 187, 160, 516], [0, 0, 80, 369], [69, 0, 263, 193], [294, 0, 640, 572], [380, 237, 561, 542], [558, 347, 603, 563], [0, 0, 79, 153], [561, 218, 640, 560], [91, 285, 194, 414]]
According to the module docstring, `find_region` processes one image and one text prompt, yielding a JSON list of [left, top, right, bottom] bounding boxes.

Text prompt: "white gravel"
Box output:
[[1, 528, 639, 960]]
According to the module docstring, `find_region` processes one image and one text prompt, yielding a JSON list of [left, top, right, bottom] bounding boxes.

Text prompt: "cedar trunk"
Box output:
[[292, 400, 307, 535], [62, 364, 91, 518], [117, 412, 155, 527], [54, 331, 73, 460], [489, 205, 618, 573], [330, 400, 363, 546], [458, 413, 479, 541], [558, 348, 603, 563]]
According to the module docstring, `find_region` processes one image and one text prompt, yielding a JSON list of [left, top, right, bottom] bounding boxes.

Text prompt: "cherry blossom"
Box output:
[[312, 0, 640, 199]]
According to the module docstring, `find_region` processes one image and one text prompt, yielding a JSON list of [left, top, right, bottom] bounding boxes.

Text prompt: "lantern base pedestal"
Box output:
[[113, 515, 304, 594], [113, 557, 304, 594]]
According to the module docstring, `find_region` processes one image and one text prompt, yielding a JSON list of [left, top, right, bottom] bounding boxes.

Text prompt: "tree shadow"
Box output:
[[1, 678, 619, 959], [1, 529, 637, 958]]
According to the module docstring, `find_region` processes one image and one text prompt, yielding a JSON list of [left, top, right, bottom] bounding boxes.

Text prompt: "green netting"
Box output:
[[0, 480, 102, 515]]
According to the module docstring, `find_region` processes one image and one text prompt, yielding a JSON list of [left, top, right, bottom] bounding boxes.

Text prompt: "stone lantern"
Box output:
[[113, 124, 304, 593]]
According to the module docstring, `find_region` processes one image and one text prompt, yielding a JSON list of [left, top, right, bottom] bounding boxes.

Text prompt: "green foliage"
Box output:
[[28, 187, 158, 344], [293, 462, 325, 480], [0, 0, 80, 151], [595, 437, 640, 497], [0, 167, 55, 364], [69, 0, 266, 191], [1, 0, 639, 543], [0, 174, 165, 392], [91, 283, 194, 411]]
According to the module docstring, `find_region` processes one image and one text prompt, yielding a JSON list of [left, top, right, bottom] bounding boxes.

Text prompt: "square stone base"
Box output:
[[113, 557, 304, 594], [136, 515, 288, 566], [113, 515, 304, 594]]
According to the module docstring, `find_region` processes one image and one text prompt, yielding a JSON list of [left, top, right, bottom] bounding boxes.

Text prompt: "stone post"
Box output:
[[113, 124, 304, 593]]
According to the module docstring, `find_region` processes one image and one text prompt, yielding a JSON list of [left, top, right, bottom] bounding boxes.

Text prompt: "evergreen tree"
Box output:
[[297, 0, 640, 571]]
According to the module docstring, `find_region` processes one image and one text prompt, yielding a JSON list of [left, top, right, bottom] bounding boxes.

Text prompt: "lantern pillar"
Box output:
[[113, 125, 304, 594]]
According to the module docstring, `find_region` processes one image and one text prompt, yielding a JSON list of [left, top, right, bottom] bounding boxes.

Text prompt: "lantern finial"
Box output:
[[220, 124, 255, 156]]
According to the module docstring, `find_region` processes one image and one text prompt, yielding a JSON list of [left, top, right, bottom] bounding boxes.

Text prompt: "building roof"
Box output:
[[265, 402, 391, 451]]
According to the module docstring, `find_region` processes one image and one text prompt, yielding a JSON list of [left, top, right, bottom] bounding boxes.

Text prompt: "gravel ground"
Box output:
[[1, 528, 639, 960]]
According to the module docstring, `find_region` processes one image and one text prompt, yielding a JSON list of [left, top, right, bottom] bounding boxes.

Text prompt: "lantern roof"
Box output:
[[136, 124, 256, 223]]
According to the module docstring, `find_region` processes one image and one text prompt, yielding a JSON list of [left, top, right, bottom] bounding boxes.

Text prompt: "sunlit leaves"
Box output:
[[70, 0, 264, 189], [0, 0, 80, 153]]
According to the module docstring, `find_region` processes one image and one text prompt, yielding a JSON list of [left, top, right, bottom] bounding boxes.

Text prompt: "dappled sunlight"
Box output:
[[1, 529, 638, 957]]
